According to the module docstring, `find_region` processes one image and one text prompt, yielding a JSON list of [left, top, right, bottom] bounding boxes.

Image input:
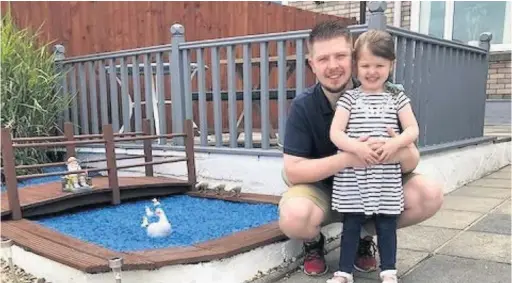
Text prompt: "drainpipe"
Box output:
[[359, 1, 367, 24], [393, 1, 402, 27], [109, 257, 123, 283]]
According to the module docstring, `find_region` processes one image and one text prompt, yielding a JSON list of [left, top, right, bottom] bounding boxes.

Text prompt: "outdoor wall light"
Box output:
[[1, 237, 18, 283], [108, 257, 123, 283]]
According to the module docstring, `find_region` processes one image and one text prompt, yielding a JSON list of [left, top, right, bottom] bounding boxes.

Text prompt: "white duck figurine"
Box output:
[[143, 207, 172, 238], [145, 206, 154, 217]]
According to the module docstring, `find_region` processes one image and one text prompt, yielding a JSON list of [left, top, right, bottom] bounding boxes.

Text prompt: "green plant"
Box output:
[[1, 11, 73, 173]]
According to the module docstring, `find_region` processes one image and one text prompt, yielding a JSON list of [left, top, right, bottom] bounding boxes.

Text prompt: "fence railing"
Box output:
[[53, 1, 493, 156]]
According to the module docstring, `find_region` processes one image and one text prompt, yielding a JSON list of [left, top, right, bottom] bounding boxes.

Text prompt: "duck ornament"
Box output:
[[141, 199, 172, 238]]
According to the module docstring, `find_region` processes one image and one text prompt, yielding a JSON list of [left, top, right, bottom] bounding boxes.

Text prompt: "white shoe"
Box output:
[[380, 269, 398, 283], [326, 271, 354, 283]]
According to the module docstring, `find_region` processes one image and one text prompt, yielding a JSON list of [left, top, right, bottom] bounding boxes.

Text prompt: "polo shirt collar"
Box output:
[[315, 78, 358, 115], [315, 84, 334, 115]]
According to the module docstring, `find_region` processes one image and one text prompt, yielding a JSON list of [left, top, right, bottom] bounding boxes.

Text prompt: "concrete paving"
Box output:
[[277, 165, 511, 283]]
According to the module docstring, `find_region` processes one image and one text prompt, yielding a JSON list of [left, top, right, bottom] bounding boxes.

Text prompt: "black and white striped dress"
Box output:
[[332, 88, 410, 215]]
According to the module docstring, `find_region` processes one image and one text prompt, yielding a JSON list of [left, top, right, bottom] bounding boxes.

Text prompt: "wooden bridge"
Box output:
[[1, 119, 196, 220]]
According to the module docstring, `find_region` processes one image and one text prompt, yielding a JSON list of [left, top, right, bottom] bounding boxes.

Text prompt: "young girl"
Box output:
[[327, 30, 419, 283]]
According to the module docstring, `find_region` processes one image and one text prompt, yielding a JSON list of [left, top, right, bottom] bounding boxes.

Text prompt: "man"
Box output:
[[279, 20, 444, 276]]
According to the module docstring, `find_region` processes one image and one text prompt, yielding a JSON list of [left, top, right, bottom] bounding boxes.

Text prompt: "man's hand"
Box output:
[[354, 138, 380, 166]]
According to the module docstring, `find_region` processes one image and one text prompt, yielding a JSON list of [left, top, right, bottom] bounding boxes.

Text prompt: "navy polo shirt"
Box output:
[[283, 83, 339, 186]]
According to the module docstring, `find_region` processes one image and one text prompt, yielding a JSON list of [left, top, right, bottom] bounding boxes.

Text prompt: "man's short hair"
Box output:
[[308, 20, 352, 50]]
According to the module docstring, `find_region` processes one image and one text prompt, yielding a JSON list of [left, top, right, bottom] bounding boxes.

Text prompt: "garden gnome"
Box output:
[[67, 157, 88, 188]]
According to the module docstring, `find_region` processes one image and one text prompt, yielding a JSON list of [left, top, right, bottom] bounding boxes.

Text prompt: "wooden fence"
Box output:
[[1, 1, 353, 56]]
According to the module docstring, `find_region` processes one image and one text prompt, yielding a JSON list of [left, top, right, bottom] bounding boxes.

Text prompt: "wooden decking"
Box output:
[[1, 176, 190, 218], [0, 187, 285, 273]]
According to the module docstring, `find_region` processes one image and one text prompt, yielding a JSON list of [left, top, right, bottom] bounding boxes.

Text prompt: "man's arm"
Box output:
[[283, 152, 353, 185], [368, 129, 420, 173]]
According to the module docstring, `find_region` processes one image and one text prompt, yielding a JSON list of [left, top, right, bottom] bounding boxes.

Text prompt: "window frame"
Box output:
[[411, 1, 511, 52]]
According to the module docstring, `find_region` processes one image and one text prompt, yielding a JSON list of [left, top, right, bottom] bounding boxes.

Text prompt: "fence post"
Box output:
[[170, 23, 186, 146], [142, 119, 154, 177], [64, 122, 76, 159], [478, 32, 493, 136], [367, 1, 387, 30], [103, 124, 120, 205], [184, 119, 197, 190], [54, 44, 67, 130], [1, 128, 22, 220]]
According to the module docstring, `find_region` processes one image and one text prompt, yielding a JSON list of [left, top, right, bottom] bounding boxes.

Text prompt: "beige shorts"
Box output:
[[279, 169, 418, 225]]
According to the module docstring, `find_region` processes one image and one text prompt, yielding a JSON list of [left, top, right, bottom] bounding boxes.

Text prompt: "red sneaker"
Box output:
[[303, 233, 328, 276], [354, 236, 378, 272]]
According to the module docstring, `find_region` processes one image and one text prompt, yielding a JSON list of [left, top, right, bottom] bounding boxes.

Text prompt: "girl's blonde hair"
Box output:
[[353, 30, 396, 61]]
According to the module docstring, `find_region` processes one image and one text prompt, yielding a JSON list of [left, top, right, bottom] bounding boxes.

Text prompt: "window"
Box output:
[[411, 1, 511, 52]]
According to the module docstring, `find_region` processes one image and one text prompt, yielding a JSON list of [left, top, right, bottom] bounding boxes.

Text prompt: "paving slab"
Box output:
[[418, 209, 483, 230], [485, 170, 511, 180], [442, 195, 504, 213], [438, 231, 511, 263], [449, 185, 511, 199], [356, 249, 429, 280], [469, 178, 511, 189], [469, 213, 511, 235], [492, 199, 511, 215], [277, 247, 428, 283], [400, 254, 511, 283], [396, 225, 459, 252], [276, 247, 379, 283]]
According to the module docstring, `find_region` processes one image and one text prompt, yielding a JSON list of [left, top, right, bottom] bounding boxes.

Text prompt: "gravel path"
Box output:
[[1, 259, 45, 283]]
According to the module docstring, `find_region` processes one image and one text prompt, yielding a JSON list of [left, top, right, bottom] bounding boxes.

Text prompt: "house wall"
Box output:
[[288, 1, 511, 100]]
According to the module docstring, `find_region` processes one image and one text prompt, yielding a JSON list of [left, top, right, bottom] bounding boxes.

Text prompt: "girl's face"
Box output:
[[356, 46, 393, 93]]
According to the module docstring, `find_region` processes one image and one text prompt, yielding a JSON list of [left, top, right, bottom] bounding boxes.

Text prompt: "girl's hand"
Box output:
[[376, 139, 400, 163], [355, 142, 380, 166]]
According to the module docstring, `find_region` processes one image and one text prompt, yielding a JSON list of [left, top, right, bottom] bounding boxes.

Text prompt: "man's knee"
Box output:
[[278, 184, 328, 239], [405, 173, 444, 212]]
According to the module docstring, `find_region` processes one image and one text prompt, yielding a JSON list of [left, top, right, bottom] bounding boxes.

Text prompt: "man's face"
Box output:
[[308, 36, 353, 94]]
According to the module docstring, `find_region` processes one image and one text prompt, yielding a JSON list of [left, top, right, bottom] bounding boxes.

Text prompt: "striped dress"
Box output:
[[332, 87, 411, 215]]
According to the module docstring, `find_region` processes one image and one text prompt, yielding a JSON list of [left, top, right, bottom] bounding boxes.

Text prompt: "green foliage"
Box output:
[[1, 11, 73, 172]]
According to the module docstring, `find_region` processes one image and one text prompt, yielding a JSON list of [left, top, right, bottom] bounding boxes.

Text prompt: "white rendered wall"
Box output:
[[77, 140, 511, 196]]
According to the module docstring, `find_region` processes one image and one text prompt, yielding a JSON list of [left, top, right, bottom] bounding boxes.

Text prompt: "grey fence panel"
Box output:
[[227, 45, 238, 148], [155, 52, 166, 144], [196, 48, 208, 146], [77, 62, 89, 134], [277, 40, 287, 146], [54, 5, 491, 156], [260, 42, 270, 150], [475, 51, 490, 137], [243, 43, 253, 148], [295, 38, 305, 95], [171, 25, 185, 143], [211, 47, 222, 147], [131, 56, 143, 133], [143, 54, 154, 135], [62, 67, 70, 123], [87, 61, 99, 134], [98, 60, 109, 127], [388, 25, 491, 147], [182, 49, 193, 123], [119, 57, 131, 133], [70, 66, 79, 135], [108, 58, 120, 133]]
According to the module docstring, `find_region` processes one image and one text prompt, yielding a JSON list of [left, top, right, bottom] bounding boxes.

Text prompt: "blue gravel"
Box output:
[[33, 194, 279, 252]]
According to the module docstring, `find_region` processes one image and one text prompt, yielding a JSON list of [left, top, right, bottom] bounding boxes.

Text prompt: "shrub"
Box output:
[[1, 11, 73, 173]]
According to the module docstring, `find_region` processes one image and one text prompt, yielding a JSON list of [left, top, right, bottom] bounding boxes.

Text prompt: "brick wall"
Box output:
[[287, 1, 408, 28], [287, 1, 511, 99], [487, 52, 512, 99]]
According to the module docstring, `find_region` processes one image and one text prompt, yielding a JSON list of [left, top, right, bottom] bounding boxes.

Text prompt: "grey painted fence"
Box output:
[[54, 1, 492, 156]]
